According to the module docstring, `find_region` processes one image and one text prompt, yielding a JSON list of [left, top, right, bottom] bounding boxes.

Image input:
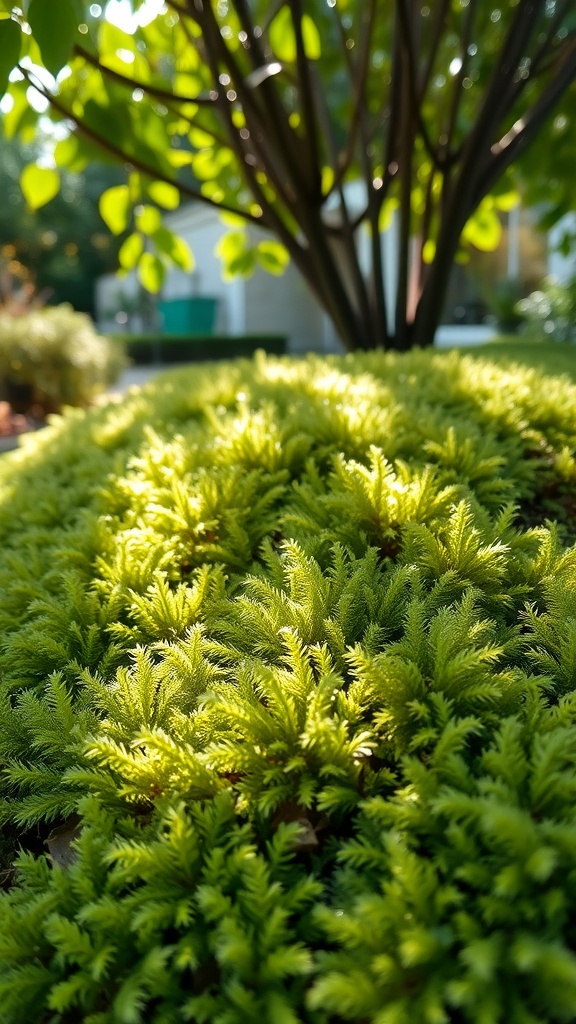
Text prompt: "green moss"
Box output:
[[2, 347, 576, 1022]]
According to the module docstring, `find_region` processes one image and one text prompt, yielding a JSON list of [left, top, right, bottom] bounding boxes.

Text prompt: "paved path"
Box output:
[[106, 364, 172, 396]]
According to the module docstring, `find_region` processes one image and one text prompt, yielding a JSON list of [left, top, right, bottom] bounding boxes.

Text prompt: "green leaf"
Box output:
[[147, 181, 180, 210], [98, 20, 137, 63], [2, 81, 35, 140], [0, 19, 21, 98], [47, 975, 89, 1013], [126, 103, 172, 170], [55, 130, 114, 172], [269, 8, 321, 62], [82, 97, 134, 162], [462, 203, 502, 252], [152, 227, 195, 271], [168, 149, 195, 168], [85, 90, 167, 172], [99, 185, 132, 235], [135, 205, 163, 234], [215, 229, 246, 261], [192, 149, 221, 181], [174, 71, 204, 96], [118, 233, 144, 271], [257, 239, 290, 275], [67, 0, 86, 18], [227, 250, 257, 277], [301, 13, 322, 59], [54, 133, 89, 173], [422, 239, 436, 264], [138, 252, 166, 292], [220, 211, 247, 229], [189, 126, 216, 149], [215, 229, 257, 280], [27, 0, 78, 77], [379, 198, 399, 232], [20, 164, 60, 210], [493, 191, 520, 212], [321, 166, 334, 197], [269, 9, 296, 62]]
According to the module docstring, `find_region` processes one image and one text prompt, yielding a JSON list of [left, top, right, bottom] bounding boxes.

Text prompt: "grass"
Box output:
[[454, 333, 576, 382]]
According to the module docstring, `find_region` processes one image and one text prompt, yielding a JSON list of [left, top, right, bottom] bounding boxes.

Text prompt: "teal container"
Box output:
[[158, 297, 218, 334]]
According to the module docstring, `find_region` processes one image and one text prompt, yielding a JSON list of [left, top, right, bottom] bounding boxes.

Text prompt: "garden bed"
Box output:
[[0, 401, 41, 452]]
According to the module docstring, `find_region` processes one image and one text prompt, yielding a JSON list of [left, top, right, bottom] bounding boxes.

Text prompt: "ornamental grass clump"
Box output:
[[2, 348, 576, 1022]]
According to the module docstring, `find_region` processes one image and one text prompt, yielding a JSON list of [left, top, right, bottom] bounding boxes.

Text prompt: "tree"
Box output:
[[0, 0, 575, 351]]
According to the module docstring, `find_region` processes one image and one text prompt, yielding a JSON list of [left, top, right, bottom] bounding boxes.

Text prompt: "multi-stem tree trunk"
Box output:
[[186, 0, 576, 353], [264, 0, 576, 352]]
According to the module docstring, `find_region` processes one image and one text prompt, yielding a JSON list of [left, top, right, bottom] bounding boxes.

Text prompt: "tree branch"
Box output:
[[322, 0, 385, 341], [182, 1, 366, 348], [443, 0, 477, 160], [289, 0, 322, 195], [73, 43, 215, 106], [460, 0, 547, 172], [396, 0, 442, 170], [412, 14, 576, 349], [417, 0, 452, 101], [19, 66, 265, 226], [412, 165, 435, 313], [472, 34, 576, 204], [330, 1, 383, 193], [229, 0, 314, 197], [185, 4, 308, 226], [395, 2, 418, 346], [381, 11, 402, 194]]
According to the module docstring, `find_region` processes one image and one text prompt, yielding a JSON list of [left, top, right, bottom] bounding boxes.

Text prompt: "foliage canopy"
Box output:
[[0, 1, 575, 348]]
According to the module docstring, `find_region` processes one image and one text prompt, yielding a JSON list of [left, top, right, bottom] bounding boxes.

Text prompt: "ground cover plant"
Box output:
[[2, 347, 576, 1022]]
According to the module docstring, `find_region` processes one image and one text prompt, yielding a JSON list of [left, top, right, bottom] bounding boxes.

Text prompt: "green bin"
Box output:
[[158, 297, 218, 334]]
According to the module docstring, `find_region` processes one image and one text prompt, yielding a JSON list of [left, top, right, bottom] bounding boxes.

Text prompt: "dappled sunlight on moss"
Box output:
[[2, 349, 576, 1021]]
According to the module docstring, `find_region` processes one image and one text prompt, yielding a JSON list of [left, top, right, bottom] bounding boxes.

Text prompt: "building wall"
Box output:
[[243, 255, 327, 352], [161, 206, 228, 332], [94, 271, 144, 335], [163, 207, 332, 352]]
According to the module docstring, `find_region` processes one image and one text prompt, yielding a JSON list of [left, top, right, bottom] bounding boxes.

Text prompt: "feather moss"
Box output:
[[1, 348, 576, 1022]]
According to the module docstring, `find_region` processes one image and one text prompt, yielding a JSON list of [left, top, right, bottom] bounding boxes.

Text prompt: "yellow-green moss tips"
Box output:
[[2, 349, 576, 1022]]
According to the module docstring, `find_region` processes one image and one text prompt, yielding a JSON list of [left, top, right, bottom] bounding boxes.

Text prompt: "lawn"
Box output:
[[457, 334, 576, 381]]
